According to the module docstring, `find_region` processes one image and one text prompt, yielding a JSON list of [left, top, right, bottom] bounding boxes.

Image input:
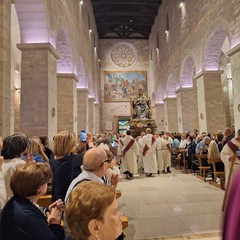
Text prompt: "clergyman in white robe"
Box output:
[[118, 133, 139, 175], [139, 129, 159, 175]]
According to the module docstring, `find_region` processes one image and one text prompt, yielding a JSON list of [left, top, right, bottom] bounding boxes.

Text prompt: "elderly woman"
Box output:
[[0, 162, 64, 240], [65, 181, 123, 240]]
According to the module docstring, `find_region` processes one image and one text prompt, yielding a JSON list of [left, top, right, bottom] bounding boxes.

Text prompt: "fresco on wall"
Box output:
[[104, 71, 147, 102]]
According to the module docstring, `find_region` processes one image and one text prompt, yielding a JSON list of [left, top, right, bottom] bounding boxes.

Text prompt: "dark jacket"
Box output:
[[0, 196, 64, 240], [51, 154, 83, 202]]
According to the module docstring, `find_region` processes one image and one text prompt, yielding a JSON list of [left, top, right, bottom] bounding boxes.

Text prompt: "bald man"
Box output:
[[65, 148, 118, 203], [222, 127, 234, 146]]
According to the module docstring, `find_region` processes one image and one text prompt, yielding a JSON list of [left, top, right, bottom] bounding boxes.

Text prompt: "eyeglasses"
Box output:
[[100, 158, 112, 167]]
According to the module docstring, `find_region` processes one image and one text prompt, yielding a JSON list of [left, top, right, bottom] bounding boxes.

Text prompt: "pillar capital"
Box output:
[[175, 87, 194, 93], [194, 70, 224, 80], [77, 88, 89, 93], [163, 97, 177, 102], [88, 96, 95, 100], [17, 43, 60, 59], [155, 102, 164, 106], [57, 73, 78, 82]]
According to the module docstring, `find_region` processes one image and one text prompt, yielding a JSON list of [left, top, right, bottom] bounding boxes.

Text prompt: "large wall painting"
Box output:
[[104, 71, 147, 102]]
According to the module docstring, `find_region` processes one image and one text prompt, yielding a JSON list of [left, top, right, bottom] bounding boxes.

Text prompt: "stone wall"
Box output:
[[99, 39, 149, 133], [149, 0, 240, 132], [10, 0, 101, 137]]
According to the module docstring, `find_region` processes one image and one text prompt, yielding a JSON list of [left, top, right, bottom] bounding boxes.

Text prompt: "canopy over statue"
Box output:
[[130, 85, 157, 137]]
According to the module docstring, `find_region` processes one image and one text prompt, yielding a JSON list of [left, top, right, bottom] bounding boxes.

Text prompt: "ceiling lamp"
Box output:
[[180, 0, 185, 8]]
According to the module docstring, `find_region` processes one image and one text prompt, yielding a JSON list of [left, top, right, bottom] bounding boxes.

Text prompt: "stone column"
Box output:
[[227, 44, 240, 131], [88, 97, 95, 134], [155, 103, 165, 131], [176, 87, 198, 133], [163, 97, 178, 132], [57, 73, 77, 133], [17, 43, 59, 142], [0, 0, 11, 137], [77, 88, 88, 132], [94, 102, 100, 134], [194, 70, 226, 133]]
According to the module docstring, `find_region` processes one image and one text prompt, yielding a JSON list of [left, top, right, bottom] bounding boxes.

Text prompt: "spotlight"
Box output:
[[180, 0, 185, 7]]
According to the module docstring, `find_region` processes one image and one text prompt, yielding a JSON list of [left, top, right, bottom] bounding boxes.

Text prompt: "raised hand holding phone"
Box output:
[[80, 130, 86, 143]]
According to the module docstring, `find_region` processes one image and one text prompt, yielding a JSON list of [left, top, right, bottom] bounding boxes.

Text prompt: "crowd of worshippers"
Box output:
[[0, 127, 240, 239], [0, 131, 123, 240]]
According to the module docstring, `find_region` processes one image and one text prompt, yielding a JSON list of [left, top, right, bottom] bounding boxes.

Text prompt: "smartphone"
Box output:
[[81, 130, 86, 143]]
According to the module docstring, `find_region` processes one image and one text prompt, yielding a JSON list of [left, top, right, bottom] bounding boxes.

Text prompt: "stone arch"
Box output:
[[76, 57, 86, 88], [202, 19, 230, 71], [203, 28, 228, 70], [56, 28, 74, 73], [165, 74, 177, 98], [180, 56, 195, 88], [15, 0, 49, 43]]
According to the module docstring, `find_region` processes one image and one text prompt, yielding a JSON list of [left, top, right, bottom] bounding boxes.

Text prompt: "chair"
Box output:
[[196, 154, 211, 181], [171, 149, 181, 169], [208, 157, 225, 190], [180, 150, 188, 173]]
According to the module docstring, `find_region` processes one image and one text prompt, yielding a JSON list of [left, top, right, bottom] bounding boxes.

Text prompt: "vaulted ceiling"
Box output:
[[91, 0, 162, 39]]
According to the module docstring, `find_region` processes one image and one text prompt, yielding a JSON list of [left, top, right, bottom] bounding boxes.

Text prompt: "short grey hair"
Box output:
[[203, 136, 211, 143]]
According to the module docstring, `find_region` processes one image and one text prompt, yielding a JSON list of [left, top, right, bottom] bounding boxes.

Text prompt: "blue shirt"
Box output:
[[195, 140, 206, 155], [21, 153, 44, 163]]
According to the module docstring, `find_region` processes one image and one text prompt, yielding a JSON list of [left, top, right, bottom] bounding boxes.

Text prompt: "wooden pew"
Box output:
[[122, 216, 128, 230], [37, 194, 52, 208], [208, 157, 225, 190], [196, 154, 211, 181], [38, 190, 122, 207], [37, 191, 128, 232], [116, 190, 122, 199]]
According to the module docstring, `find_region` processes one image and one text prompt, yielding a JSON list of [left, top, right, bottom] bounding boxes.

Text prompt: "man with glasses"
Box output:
[[64, 148, 124, 240], [65, 147, 119, 203]]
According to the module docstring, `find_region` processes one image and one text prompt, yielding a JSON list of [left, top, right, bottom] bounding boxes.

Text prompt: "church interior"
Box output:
[[1, 0, 240, 239]]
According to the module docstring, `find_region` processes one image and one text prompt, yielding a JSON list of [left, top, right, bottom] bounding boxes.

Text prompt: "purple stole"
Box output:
[[143, 136, 156, 156], [123, 138, 135, 157], [228, 141, 240, 160]]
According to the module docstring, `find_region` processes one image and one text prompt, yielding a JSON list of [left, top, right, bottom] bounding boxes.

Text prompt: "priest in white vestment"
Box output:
[[156, 132, 164, 174], [118, 130, 139, 178], [221, 129, 240, 187], [138, 128, 159, 176]]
